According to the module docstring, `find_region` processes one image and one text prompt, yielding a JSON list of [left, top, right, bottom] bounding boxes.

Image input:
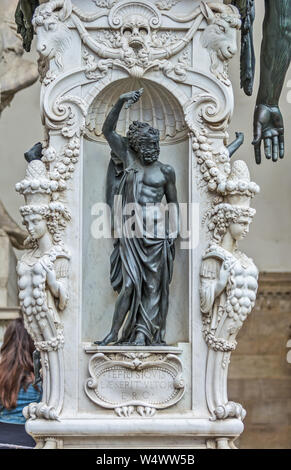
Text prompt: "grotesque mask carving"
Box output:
[[121, 15, 151, 51]]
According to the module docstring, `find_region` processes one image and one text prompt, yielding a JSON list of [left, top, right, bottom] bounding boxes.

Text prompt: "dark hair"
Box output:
[[127, 121, 159, 153], [0, 318, 37, 409]]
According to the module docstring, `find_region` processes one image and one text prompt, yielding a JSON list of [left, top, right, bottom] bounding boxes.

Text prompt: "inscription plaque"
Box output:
[[84, 350, 185, 417]]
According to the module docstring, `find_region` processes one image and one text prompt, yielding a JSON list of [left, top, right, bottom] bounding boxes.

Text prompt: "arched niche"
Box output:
[[82, 77, 190, 345]]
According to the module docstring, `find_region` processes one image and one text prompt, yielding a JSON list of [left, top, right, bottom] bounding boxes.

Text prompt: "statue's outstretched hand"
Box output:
[[252, 104, 284, 164], [120, 89, 144, 109]]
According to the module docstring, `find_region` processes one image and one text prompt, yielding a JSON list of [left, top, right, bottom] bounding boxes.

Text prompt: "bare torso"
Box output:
[[125, 148, 171, 206]]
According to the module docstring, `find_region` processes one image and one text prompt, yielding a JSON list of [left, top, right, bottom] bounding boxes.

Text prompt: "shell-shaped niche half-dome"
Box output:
[[85, 78, 187, 144]]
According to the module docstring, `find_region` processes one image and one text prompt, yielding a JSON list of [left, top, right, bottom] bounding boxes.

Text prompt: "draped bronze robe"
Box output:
[[109, 163, 175, 345]]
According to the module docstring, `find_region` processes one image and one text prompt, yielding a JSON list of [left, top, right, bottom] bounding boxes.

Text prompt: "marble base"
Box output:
[[26, 417, 243, 449]]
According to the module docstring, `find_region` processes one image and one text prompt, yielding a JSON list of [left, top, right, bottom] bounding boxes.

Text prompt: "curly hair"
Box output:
[[127, 121, 159, 153], [20, 202, 71, 246], [208, 202, 256, 245]]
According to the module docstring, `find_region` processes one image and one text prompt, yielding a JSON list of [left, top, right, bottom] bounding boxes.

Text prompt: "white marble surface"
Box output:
[[26, 415, 243, 449]]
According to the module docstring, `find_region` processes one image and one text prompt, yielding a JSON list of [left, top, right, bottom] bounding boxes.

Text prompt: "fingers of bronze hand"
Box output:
[[253, 105, 285, 164], [254, 143, 261, 165], [252, 120, 262, 146], [124, 88, 143, 108], [125, 99, 135, 109], [132, 88, 143, 100], [264, 138, 272, 159], [272, 136, 279, 162], [279, 133, 284, 159], [252, 120, 262, 164]]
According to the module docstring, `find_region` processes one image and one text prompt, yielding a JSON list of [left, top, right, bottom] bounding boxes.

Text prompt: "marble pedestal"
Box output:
[[16, 0, 259, 449]]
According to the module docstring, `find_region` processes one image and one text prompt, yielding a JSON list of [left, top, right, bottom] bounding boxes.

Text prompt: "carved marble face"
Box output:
[[229, 216, 250, 241], [34, 14, 57, 59], [121, 15, 151, 51], [33, 12, 70, 67], [202, 15, 238, 61], [23, 213, 47, 240]]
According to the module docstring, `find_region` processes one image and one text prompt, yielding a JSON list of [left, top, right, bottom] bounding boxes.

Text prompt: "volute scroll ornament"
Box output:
[[108, 1, 162, 30]]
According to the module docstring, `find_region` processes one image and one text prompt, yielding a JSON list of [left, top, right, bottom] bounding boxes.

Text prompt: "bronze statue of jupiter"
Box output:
[[95, 89, 179, 346]]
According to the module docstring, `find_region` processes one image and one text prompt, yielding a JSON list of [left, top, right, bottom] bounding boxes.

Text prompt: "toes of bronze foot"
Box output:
[[94, 335, 118, 346]]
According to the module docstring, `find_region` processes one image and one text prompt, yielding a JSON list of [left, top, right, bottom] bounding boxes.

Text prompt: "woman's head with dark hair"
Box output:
[[0, 317, 36, 410]]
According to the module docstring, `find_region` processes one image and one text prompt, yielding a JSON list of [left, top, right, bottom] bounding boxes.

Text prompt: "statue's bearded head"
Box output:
[[127, 121, 160, 165]]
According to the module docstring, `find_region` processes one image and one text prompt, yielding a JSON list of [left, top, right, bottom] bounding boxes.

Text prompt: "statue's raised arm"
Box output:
[[102, 89, 143, 164]]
